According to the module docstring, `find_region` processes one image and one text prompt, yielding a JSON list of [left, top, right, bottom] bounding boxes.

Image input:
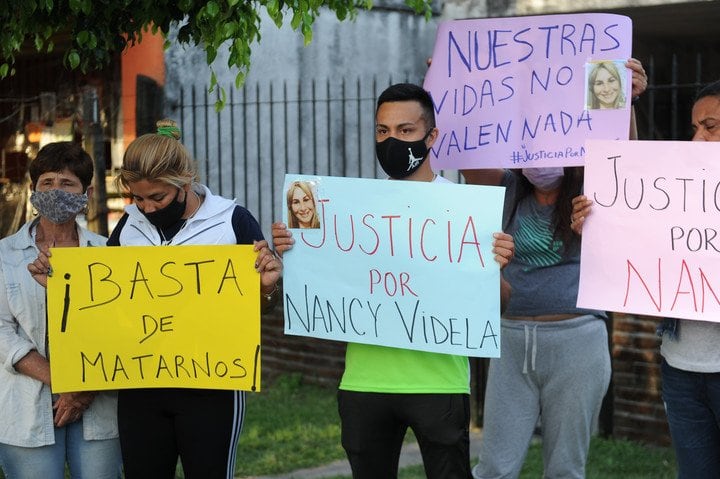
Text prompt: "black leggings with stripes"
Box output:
[[118, 388, 245, 479]]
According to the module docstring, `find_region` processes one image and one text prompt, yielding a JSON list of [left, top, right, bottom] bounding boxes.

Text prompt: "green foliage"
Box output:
[[0, 0, 434, 93]]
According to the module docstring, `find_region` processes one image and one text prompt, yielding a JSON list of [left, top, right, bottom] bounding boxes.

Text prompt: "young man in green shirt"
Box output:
[[272, 83, 512, 478]]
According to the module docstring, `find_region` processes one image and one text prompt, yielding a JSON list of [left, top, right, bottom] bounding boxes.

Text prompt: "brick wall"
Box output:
[[261, 294, 345, 387], [611, 312, 670, 446], [260, 289, 672, 446]]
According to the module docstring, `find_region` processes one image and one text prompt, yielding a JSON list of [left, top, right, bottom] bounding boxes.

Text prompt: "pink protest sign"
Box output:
[[577, 140, 720, 321], [423, 14, 633, 170]]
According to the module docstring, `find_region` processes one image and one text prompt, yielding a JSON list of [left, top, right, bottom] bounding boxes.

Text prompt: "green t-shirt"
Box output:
[[339, 343, 470, 394], [339, 175, 470, 394]]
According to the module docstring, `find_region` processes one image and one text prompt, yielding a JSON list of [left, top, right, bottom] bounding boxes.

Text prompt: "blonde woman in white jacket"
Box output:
[[108, 120, 281, 479]]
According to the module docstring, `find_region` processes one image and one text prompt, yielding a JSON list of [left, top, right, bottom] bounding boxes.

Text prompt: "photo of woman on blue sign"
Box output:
[[286, 181, 321, 229]]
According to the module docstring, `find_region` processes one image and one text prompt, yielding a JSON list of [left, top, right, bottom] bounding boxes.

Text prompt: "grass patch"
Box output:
[[233, 373, 345, 477], [515, 436, 676, 478], [327, 436, 676, 479], [233, 375, 675, 478], [582, 437, 676, 478]]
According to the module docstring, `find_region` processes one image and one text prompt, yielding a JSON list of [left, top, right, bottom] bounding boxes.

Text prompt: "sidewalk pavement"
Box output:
[[239, 428, 483, 479]]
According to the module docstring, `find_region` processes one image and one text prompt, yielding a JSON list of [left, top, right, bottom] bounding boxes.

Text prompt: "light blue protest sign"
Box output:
[[281, 174, 505, 357], [423, 13, 633, 169]]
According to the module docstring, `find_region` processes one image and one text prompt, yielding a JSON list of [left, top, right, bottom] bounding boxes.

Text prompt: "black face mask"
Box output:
[[142, 188, 187, 229], [375, 130, 432, 179]]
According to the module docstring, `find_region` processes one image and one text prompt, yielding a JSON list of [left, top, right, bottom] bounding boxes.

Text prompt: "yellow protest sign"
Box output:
[[47, 245, 261, 393]]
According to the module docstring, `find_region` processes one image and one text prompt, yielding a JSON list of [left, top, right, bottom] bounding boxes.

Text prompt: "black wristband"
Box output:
[[631, 95, 641, 105]]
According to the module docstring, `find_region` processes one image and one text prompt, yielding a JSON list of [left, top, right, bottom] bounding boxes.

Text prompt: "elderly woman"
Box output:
[[0, 142, 121, 478], [587, 61, 626, 110], [109, 119, 281, 479]]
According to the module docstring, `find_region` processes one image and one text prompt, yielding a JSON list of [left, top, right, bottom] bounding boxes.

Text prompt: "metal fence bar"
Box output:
[[372, 77, 379, 179], [269, 82, 275, 223], [216, 88, 222, 197], [179, 86, 185, 145], [230, 87, 236, 196], [283, 81, 289, 179], [297, 81, 303, 176], [242, 83, 249, 208], [203, 88, 210, 184], [355, 78, 363, 176], [695, 53, 703, 99], [671, 54, 679, 139], [191, 87, 198, 163], [255, 83, 262, 224], [325, 78, 331, 177], [312, 79, 318, 175], [341, 78, 347, 177]]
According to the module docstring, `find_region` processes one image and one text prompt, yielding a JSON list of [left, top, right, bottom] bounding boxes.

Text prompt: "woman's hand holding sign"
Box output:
[[271, 222, 295, 256], [254, 239, 282, 304], [492, 232, 514, 269], [570, 195, 593, 235]]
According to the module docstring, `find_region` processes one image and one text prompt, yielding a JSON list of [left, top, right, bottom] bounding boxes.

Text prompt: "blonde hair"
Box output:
[[286, 181, 320, 229], [117, 119, 197, 190]]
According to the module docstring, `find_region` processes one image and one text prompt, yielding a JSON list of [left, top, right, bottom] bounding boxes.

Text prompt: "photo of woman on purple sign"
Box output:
[[586, 60, 627, 110]]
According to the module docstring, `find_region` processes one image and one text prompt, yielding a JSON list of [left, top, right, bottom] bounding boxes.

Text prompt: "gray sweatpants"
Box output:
[[473, 315, 611, 479]]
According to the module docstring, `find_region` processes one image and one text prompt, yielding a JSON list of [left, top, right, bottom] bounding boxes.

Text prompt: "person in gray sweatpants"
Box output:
[[462, 58, 647, 479], [476, 316, 611, 478], [463, 166, 613, 479]]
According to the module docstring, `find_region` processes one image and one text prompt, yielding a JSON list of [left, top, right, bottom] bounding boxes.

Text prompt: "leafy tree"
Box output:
[[1, 0, 433, 98]]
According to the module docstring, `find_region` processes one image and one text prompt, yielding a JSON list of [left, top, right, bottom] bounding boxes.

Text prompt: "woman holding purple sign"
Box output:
[[463, 58, 647, 479]]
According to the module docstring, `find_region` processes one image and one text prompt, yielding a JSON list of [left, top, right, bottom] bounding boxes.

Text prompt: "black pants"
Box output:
[[118, 388, 245, 479], [337, 390, 472, 479]]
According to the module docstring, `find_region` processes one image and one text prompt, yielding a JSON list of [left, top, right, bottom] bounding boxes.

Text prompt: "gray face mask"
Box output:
[[30, 189, 88, 224]]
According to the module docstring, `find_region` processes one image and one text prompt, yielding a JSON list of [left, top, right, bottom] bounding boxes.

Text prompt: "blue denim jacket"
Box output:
[[0, 219, 119, 447]]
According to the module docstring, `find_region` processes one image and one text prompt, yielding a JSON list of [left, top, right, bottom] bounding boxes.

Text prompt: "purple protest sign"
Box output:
[[423, 14, 633, 170]]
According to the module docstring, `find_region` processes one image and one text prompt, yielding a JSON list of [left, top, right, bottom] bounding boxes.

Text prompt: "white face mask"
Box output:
[[521, 167, 565, 191]]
